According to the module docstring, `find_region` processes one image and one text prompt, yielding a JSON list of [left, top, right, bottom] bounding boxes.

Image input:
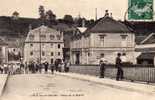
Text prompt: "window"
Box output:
[[121, 35, 128, 47], [120, 34, 128, 40], [58, 44, 61, 49], [30, 43, 33, 47], [40, 35, 46, 40], [57, 35, 61, 40], [29, 35, 34, 40], [99, 35, 106, 46], [51, 43, 53, 47], [58, 52, 61, 56], [50, 35, 55, 40], [30, 51, 33, 56], [42, 51, 45, 56], [51, 52, 54, 56]]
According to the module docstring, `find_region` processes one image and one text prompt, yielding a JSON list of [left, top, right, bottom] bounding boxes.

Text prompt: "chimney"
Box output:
[[95, 8, 97, 21], [104, 10, 109, 17]]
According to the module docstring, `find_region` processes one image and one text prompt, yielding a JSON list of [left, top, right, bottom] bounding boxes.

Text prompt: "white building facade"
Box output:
[[70, 17, 135, 64], [24, 25, 64, 64]]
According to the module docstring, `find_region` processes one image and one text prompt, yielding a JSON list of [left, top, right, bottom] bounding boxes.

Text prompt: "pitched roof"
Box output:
[[85, 17, 133, 33], [141, 33, 155, 44], [137, 52, 155, 60]]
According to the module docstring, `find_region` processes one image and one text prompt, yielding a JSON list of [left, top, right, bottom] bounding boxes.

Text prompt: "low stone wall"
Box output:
[[69, 65, 155, 83]]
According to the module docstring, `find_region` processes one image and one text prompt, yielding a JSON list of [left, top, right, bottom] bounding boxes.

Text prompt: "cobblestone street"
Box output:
[[1, 74, 155, 100]]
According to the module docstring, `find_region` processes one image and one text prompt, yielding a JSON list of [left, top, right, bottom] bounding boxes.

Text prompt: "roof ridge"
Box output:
[[85, 16, 132, 33]]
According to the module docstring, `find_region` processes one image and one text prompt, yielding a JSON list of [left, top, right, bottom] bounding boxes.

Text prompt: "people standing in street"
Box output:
[[121, 53, 128, 66], [61, 60, 65, 72], [20, 63, 25, 74], [31, 61, 36, 73], [99, 54, 107, 78], [9, 63, 14, 75], [116, 53, 124, 81], [50, 62, 54, 74], [64, 60, 70, 72], [58, 59, 63, 72], [35, 63, 39, 73], [3, 63, 8, 74], [0, 64, 3, 74], [24, 62, 28, 74], [44, 61, 49, 74], [54, 59, 59, 72], [38, 63, 42, 73]]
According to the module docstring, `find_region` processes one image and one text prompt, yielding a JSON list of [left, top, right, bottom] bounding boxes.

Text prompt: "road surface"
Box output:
[[1, 74, 155, 100]]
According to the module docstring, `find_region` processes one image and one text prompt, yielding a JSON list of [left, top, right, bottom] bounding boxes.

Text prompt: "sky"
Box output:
[[0, 0, 128, 20]]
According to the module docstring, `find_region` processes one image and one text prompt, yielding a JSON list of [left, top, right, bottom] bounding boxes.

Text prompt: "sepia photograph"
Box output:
[[0, 0, 155, 100]]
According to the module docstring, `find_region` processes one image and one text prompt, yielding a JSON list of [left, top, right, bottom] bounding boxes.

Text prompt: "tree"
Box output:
[[86, 19, 95, 27], [12, 11, 19, 20], [39, 5, 46, 20], [46, 10, 56, 21], [63, 15, 74, 24]]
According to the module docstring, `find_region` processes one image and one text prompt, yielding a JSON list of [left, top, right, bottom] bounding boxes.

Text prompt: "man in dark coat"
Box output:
[[54, 60, 59, 72], [44, 61, 49, 73], [50, 62, 54, 74], [116, 53, 124, 81], [99, 54, 107, 78], [31, 62, 35, 73]]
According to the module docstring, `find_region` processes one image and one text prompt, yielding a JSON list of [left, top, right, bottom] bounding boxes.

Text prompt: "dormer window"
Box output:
[[40, 35, 46, 40], [57, 35, 61, 40], [50, 35, 55, 40]]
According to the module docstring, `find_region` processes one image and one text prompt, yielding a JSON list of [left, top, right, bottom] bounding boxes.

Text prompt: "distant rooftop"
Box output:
[[85, 16, 133, 33]]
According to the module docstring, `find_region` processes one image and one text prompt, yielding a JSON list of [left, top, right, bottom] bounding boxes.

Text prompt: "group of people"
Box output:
[[99, 53, 127, 81], [0, 59, 70, 75]]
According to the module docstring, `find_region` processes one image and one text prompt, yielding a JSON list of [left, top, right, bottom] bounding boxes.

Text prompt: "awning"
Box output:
[[137, 52, 155, 60]]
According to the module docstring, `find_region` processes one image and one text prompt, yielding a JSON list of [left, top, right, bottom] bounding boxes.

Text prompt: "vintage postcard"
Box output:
[[0, 0, 155, 100]]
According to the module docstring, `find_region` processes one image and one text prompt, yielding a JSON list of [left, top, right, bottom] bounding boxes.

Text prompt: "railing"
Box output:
[[69, 64, 155, 83]]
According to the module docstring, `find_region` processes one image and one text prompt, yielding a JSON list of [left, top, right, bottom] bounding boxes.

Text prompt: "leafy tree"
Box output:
[[46, 10, 56, 21], [39, 5, 46, 20], [12, 11, 19, 20], [63, 15, 74, 24]]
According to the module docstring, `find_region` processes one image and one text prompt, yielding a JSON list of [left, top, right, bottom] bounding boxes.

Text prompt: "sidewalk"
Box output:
[[56, 72, 155, 95], [0, 74, 8, 96]]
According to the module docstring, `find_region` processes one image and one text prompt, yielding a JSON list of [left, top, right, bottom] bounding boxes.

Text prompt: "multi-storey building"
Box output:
[[70, 16, 135, 64], [24, 25, 64, 64], [0, 39, 8, 64]]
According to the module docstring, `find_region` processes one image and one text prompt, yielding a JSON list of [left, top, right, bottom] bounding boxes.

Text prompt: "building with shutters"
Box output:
[[24, 25, 64, 64], [70, 16, 135, 64]]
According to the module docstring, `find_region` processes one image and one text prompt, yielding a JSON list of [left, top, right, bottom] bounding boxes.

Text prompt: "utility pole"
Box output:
[[95, 8, 97, 21]]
